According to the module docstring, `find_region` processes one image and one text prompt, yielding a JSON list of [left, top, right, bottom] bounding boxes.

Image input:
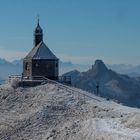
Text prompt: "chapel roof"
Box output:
[[24, 41, 58, 60]]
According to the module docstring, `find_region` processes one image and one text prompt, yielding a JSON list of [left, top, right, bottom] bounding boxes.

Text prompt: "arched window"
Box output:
[[25, 62, 28, 70], [25, 62, 29, 70], [56, 63, 58, 68], [35, 63, 39, 67]]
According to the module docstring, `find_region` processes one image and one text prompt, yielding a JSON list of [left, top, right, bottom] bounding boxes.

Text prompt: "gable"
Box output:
[[25, 42, 58, 60]]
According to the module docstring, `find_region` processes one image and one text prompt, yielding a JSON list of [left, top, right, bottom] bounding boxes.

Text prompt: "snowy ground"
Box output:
[[0, 83, 140, 140]]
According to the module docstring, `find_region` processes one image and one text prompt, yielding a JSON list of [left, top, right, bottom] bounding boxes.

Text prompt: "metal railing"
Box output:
[[8, 75, 22, 83], [36, 76, 101, 102], [8, 75, 101, 102]]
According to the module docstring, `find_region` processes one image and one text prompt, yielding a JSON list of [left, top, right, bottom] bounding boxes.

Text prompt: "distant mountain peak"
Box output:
[[91, 60, 108, 75], [94, 60, 107, 69], [0, 58, 10, 64]]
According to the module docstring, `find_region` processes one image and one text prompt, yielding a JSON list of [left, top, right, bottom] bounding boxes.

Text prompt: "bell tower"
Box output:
[[23, 17, 59, 81], [34, 17, 43, 46]]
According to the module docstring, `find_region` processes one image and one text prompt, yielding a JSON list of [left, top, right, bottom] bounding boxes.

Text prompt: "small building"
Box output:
[[22, 19, 59, 80]]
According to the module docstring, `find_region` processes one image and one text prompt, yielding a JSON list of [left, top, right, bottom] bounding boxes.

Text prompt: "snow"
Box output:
[[79, 118, 140, 140], [0, 83, 140, 140], [25, 41, 58, 60], [106, 79, 123, 93]]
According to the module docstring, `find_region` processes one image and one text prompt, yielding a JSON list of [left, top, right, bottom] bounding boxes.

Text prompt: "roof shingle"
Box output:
[[25, 41, 58, 60]]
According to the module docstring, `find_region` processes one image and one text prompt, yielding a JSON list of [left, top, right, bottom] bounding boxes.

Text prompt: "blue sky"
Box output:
[[0, 0, 140, 65]]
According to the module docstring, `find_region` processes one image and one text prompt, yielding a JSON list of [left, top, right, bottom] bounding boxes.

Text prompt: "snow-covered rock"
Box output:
[[0, 83, 140, 140], [63, 60, 140, 107]]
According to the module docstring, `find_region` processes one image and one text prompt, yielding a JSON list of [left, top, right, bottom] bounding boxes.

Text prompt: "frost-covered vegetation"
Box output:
[[0, 83, 140, 140]]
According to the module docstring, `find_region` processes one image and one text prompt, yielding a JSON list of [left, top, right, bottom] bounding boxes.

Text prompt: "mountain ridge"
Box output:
[[63, 60, 140, 107], [0, 58, 140, 78], [0, 82, 140, 139]]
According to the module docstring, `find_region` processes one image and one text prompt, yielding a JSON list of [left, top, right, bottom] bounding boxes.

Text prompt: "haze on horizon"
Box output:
[[0, 0, 140, 65]]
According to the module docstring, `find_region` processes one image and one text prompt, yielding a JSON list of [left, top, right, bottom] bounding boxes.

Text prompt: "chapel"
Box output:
[[22, 19, 59, 80]]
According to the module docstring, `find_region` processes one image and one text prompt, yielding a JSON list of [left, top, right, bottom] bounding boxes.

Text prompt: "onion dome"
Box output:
[[34, 17, 43, 46]]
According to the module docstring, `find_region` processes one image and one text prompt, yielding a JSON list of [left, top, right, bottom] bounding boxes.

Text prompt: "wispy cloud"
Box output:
[[0, 49, 26, 61], [0, 49, 113, 65], [57, 53, 96, 64], [0, 48, 96, 64]]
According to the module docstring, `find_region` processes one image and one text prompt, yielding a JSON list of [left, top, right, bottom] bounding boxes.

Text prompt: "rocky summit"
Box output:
[[63, 60, 140, 107]]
